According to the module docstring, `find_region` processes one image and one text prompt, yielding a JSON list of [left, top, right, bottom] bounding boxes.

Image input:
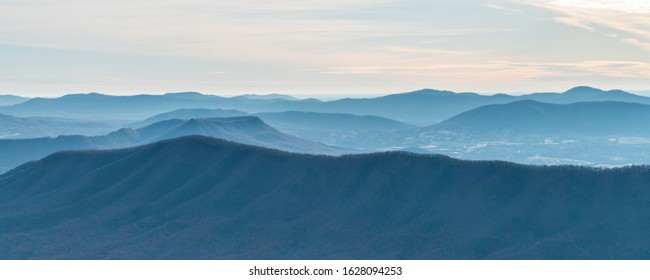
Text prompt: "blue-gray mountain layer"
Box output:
[[0, 116, 339, 173]]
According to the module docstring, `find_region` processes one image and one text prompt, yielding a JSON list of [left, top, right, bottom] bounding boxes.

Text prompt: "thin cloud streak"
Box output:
[[324, 60, 650, 82], [553, 17, 595, 31], [485, 3, 523, 14]]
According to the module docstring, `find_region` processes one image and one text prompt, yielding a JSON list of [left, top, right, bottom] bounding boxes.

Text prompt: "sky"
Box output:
[[1, 0, 650, 97]]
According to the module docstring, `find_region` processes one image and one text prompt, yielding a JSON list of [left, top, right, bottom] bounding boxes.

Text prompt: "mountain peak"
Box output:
[[61, 92, 107, 98], [174, 116, 264, 131], [562, 86, 636, 97], [563, 86, 605, 95], [407, 88, 455, 95]]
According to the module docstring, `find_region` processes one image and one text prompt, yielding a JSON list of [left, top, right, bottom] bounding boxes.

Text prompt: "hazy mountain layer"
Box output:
[[0, 136, 649, 259], [526, 86, 649, 104], [0, 113, 123, 139], [0, 92, 227, 121], [428, 100, 650, 137], [0, 95, 29, 106], [0, 116, 339, 173]]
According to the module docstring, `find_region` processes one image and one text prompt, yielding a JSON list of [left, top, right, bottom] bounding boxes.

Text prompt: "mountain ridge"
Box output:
[[1, 135, 650, 259], [427, 100, 650, 136]]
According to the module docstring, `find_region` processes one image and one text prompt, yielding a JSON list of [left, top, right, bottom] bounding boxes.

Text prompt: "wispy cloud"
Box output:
[[382, 46, 477, 57], [522, 0, 650, 53], [622, 38, 650, 52], [547, 0, 650, 14], [553, 17, 595, 31], [485, 3, 523, 14]]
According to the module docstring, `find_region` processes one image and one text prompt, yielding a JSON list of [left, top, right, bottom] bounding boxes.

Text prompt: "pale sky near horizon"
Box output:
[[1, 0, 650, 97]]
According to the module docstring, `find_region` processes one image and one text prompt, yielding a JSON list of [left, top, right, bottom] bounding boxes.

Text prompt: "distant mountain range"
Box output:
[[248, 86, 650, 125], [1, 136, 650, 259], [0, 92, 227, 121], [0, 95, 29, 106], [426, 100, 650, 137], [0, 113, 123, 139], [0, 92, 322, 121], [131, 108, 249, 128], [2, 86, 646, 125], [0, 116, 340, 173]]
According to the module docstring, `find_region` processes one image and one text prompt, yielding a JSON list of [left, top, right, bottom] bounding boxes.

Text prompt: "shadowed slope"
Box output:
[[1, 136, 650, 259]]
